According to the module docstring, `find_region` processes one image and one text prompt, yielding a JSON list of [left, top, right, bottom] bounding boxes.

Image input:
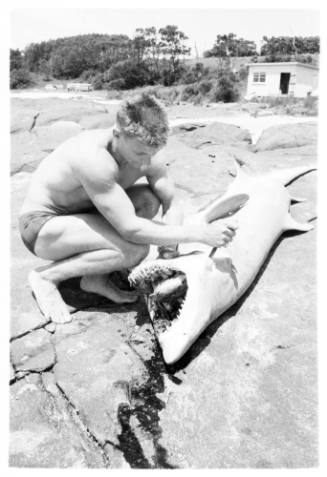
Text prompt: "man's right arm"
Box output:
[[77, 148, 237, 248], [76, 148, 201, 246]]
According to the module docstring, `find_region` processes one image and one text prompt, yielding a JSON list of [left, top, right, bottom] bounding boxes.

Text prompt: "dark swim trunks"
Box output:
[[19, 211, 59, 254]]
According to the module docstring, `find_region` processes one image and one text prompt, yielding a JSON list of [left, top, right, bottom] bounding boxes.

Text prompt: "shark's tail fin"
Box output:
[[283, 214, 314, 233]]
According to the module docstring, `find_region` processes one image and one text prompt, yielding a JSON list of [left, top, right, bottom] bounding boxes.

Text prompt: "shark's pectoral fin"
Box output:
[[283, 214, 314, 233], [202, 193, 249, 223]]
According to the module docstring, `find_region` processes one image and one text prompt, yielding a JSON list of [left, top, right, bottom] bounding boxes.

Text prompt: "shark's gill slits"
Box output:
[[129, 262, 188, 334]]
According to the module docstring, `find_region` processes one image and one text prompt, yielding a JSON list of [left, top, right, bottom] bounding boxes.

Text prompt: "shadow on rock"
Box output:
[[59, 272, 140, 313]]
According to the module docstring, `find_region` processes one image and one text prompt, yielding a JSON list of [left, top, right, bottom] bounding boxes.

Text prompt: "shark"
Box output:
[[129, 162, 316, 365]]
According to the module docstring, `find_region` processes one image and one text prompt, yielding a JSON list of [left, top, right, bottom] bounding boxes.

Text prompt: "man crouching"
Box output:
[[19, 93, 237, 323]]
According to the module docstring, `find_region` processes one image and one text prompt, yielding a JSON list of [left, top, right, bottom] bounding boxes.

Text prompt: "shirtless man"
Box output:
[[19, 93, 237, 324]]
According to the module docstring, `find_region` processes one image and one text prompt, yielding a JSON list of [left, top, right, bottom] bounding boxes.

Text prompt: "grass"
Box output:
[[249, 95, 318, 116]]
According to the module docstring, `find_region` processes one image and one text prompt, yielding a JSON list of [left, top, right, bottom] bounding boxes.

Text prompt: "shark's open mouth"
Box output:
[[129, 260, 188, 335]]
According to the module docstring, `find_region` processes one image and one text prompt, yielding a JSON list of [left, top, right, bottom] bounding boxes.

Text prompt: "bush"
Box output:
[[108, 60, 152, 89], [180, 84, 199, 101], [238, 65, 249, 81], [80, 69, 98, 81], [10, 68, 33, 89], [179, 62, 210, 85], [198, 79, 214, 95], [295, 54, 314, 64], [262, 54, 292, 63], [107, 78, 126, 90], [211, 80, 239, 102], [180, 69, 198, 84], [211, 68, 239, 102], [90, 72, 107, 90]]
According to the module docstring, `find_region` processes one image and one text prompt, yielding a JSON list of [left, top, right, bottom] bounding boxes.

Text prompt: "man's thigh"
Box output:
[[34, 212, 147, 261], [126, 184, 161, 219]]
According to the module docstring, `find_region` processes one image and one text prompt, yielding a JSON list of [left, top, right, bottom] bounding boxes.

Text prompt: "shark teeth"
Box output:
[[129, 259, 189, 334], [128, 261, 179, 288]]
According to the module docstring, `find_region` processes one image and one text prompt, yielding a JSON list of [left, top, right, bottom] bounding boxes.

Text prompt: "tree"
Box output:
[[10, 49, 33, 89], [204, 34, 257, 59], [10, 68, 32, 89], [133, 27, 161, 81], [10, 49, 24, 70], [159, 25, 191, 85], [260, 36, 320, 56]]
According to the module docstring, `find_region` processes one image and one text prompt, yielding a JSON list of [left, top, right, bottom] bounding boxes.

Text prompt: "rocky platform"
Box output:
[[10, 97, 317, 468]]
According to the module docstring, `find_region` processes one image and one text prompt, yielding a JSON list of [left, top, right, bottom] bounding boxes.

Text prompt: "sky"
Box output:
[[10, 8, 320, 56]]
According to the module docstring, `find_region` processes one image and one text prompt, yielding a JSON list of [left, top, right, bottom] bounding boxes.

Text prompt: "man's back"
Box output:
[[20, 128, 142, 215]]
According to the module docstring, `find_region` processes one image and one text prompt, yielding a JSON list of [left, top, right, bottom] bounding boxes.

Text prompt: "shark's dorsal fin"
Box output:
[[290, 196, 307, 204], [283, 214, 314, 232]]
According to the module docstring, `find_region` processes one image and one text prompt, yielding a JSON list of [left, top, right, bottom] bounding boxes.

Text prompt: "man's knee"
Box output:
[[139, 192, 160, 219], [127, 185, 161, 219]]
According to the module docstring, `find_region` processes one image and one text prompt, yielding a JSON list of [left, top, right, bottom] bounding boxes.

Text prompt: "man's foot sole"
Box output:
[[28, 270, 72, 323]]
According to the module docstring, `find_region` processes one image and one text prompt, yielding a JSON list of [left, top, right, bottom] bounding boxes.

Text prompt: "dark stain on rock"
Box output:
[[115, 307, 177, 469], [116, 403, 152, 468]]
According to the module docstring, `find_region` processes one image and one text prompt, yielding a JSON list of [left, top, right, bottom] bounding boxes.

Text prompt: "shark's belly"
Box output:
[[207, 181, 289, 317]]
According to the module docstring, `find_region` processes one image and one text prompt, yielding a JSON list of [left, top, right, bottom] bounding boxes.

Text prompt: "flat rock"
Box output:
[[78, 112, 116, 129], [53, 311, 149, 445], [254, 123, 317, 151], [157, 139, 253, 215], [10, 96, 318, 468], [11, 173, 49, 337], [171, 121, 252, 148], [53, 307, 175, 468], [32, 120, 83, 151], [11, 131, 46, 174], [10, 373, 106, 468], [11, 97, 114, 132], [11, 329, 56, 372]]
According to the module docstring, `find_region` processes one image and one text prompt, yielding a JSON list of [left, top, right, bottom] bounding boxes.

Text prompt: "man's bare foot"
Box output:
[[28, 270, 72, 323], [80, 274, 139, 304]]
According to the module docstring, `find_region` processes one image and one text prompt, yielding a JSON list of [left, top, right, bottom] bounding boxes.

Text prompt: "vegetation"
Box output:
[[260, 36, 320, 56], [204, 33, 257, 59], [250, 95, 318, 116], [12, 27, 191, 89], [10, 49, 33, 89], [10, 29, 319, 106]]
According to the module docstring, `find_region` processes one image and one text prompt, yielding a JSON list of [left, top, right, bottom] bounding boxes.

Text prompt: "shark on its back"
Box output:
[[129, 162, 316, 364]]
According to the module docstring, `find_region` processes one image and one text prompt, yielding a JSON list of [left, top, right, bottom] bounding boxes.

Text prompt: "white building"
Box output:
[[246, 62, 319, 99]]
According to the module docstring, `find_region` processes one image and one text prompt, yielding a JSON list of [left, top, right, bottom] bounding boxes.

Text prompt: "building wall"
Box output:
[[246, 64, 318, 98], [294, 65, 319, 96]]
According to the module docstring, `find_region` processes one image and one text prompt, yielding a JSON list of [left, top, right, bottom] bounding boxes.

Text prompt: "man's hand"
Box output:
[[199, 218, 238, 247]]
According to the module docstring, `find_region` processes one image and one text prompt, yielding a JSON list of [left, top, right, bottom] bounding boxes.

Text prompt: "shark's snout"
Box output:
[[129, 253, 220, 364]]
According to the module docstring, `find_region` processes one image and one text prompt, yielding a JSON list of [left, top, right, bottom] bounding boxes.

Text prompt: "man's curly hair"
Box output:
[[116, 93, 169, 146]]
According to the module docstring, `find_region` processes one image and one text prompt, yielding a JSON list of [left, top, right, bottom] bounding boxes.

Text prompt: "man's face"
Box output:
[[117, 132, 163, 168]]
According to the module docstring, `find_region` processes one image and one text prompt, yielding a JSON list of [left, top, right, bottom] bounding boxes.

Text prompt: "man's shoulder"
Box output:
[[72, 131, 118, 181]]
